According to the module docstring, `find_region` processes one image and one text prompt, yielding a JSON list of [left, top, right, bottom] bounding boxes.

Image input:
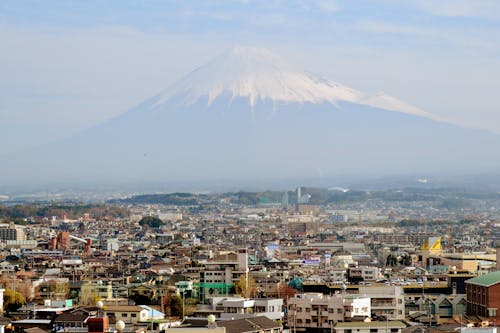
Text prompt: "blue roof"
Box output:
[[139, 305, 165, 317]]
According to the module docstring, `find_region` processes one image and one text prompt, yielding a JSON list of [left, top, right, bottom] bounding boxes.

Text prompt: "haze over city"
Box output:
[[2, 1, 500, 192]]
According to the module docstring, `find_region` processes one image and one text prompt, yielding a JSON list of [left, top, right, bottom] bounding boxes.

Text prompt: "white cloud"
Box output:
[[409, 0, 500, 19], [310, 0, 338, 13], [355, 20, 431, 35]]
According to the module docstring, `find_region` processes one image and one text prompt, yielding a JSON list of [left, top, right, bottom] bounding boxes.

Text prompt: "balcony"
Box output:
[[372, 302, 396, 309]]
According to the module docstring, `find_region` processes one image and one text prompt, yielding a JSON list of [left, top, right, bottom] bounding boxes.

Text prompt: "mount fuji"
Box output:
[[3, 47, 500, 186]]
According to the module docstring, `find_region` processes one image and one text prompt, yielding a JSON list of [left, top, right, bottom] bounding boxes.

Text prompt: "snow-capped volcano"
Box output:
[[151, 46, 434, 119], [2, 46, 498, 186]]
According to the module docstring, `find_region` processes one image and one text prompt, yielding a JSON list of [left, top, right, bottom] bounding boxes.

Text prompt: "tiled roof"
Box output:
[[217, 316, 281, 333], [335, 321, 406, 328], [53, 312, 89, 323], [104, 306, 144, 312], [465, 271, 500, 287]]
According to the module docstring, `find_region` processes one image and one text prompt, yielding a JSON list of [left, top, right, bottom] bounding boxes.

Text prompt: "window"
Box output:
[[338, 309, 343, 314], [370, 329, 378, 333], [131, 314, 137, 318], [306, 308, 311, 312], [122, 313, 128, 317], [328, 308, 334, 313]]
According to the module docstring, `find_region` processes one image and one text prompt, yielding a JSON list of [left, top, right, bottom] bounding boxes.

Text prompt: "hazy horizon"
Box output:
[[2, 1, 500, 191]]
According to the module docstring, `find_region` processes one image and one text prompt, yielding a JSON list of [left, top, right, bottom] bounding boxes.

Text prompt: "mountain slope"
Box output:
[[2, 47, 498, 185]]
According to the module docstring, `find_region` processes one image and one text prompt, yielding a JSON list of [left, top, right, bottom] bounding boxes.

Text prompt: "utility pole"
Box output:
[[182, 291, 185, 321], [386, 311, 389, 333], [428, 299, 432, 328], [150, 307, 154, 333], [293, 305, 297, 333]]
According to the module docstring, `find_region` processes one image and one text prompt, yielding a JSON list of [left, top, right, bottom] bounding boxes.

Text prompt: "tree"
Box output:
[[276, 284, 297, 299], [234, 275, 257, 298], [138, 216, 164, 228], [79, 283, 100, 305], [386, 254, 398, 266], [169, 294, 184, 318], [288, 277, 303, 291], [4, 289, 26, 312]]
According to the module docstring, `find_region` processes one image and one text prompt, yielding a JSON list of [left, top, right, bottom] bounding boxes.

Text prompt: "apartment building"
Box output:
[[347, 266, 381, 282], [358, 286, 405, 320], [198, 249, 249, 300], [220, 298, 284, 320], [190, 297, 283, 321], [0, 222, 26, 241], [286, 293, 370, 332]]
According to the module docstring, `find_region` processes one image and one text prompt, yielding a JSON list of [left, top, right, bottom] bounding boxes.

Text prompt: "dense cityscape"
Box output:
[[0, 186, 499, 333], [2, 2, 500, 333]]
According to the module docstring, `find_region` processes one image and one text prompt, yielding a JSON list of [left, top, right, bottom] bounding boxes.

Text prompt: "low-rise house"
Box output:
[[190, 297, 283, 321], [103, 305, 149, 324], [334, 320, 406, 333], [433, 294, 467, 321], [174, 316, 282, 333], [53, 307, 95, 331]]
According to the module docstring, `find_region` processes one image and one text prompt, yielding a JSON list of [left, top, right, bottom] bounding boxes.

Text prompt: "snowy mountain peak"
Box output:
[[152, 47, 435, 119], [154, 46, 362, 108]]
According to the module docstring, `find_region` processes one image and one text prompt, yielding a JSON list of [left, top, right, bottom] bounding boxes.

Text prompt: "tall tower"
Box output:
[[281, 192, 289, 208]]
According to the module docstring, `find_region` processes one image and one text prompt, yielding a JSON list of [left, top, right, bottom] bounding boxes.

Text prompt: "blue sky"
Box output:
[[1, 0, 500, 153]]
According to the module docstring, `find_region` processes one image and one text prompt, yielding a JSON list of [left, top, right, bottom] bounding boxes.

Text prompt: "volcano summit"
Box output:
[[4, 47, 499, 185]]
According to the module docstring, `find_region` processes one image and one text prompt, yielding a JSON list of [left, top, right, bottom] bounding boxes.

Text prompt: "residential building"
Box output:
[[0, 222, 26, 241], [358, 286, 405, 320], [220, 298, 283, 321], [286, 293, 370, 332], [347, 266, 381, 282], [466, 271, 500, 324], [198, 249, 248, 300], [103, 305, 149, 324], [80, 281, 113, 305], [334, 320, 406, 333], [190, 297, 283, 321], [172, 316, 281, 333]]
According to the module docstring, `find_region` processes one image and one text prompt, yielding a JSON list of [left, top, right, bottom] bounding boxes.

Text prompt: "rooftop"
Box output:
[[465, 271, 500, 287]]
